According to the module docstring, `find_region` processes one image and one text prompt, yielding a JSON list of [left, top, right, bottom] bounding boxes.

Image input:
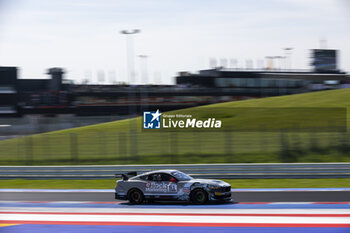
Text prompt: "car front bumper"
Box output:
[[209, 190, 232, 201]]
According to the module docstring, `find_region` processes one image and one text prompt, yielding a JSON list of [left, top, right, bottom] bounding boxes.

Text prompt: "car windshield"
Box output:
[[171, 171, 193, 181]]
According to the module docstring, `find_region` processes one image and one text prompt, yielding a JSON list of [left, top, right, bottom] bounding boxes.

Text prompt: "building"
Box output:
[[176, 68, 350, 96], [0, 49, 349, 117], [0, 67, 18, 116], [177, 49, 348, 93]]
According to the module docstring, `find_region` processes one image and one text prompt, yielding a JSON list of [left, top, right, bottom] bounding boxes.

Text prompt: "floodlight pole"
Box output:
[[138, 55, 149, 112], [120, 29, 140, 116], [283, 48, 293, 70], [138, 55, 149, 84]]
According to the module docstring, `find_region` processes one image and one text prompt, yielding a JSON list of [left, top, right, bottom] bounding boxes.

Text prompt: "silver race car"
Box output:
[[115, 169, 232, 204]]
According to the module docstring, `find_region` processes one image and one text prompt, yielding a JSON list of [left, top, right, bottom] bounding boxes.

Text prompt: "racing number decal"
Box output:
[[167, 182, 177, 192]]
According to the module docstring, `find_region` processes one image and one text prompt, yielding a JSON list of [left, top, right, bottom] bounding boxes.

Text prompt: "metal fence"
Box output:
[[1, 163, 350, 179], [1, 130, 350, 165]]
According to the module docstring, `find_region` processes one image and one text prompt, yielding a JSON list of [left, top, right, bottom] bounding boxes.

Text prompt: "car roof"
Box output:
[[128, 169, 183, 180], [128, 169, 179, 179], [142, 169, 179, 175]]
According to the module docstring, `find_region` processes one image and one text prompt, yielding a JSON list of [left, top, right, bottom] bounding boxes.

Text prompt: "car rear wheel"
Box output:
[[190, 189, 208, 204], [128, 189, 144, 204]]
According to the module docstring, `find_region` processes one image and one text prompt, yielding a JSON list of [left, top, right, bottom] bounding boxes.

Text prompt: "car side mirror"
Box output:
[[169, 178, 177, 182]]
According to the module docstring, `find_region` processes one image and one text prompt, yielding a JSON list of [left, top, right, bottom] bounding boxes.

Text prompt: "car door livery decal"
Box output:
[[145, 182, 178, 192]]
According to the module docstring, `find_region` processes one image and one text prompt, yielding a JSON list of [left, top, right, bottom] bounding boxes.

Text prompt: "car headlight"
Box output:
[[207, 185, 220, 190]]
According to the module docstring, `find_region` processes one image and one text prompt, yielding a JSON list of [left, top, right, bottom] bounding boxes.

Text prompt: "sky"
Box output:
[[0, 0, 349, 84]]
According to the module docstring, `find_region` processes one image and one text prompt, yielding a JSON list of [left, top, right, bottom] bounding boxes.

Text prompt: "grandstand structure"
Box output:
[[0, 67, 18, 116], [0, 49, 349, 117], [0, 66, 349, 117]]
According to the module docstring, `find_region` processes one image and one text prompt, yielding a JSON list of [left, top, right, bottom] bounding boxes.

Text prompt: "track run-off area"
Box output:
[[1, 189, 350, 233]]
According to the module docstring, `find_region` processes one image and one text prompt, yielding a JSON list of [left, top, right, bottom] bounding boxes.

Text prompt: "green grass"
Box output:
[[1, 178, 349, 189], [1, 89, 350, 165]]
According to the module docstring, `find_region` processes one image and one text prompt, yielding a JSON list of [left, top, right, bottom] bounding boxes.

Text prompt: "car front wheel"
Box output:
[[128, 189, 144, 204], [190, 189, 208, 204]]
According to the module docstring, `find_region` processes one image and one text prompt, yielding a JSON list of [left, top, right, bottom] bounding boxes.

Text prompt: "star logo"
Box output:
[[151, 109, 161, 122]]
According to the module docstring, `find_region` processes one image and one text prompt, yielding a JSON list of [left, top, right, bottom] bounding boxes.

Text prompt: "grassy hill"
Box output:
[[1, 89, 350, 165]]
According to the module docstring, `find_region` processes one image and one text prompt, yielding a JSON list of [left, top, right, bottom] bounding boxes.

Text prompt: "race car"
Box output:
[[114, 169, 232, 204]]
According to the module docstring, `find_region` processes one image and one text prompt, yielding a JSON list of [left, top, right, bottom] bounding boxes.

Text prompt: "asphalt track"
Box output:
[[1, 191, 350, 202], [1, 201, 350, 233], [1, 190, 350, 233]]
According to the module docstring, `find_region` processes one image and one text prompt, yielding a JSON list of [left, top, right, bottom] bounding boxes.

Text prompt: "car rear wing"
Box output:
[[115, 172, 137, 181]]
